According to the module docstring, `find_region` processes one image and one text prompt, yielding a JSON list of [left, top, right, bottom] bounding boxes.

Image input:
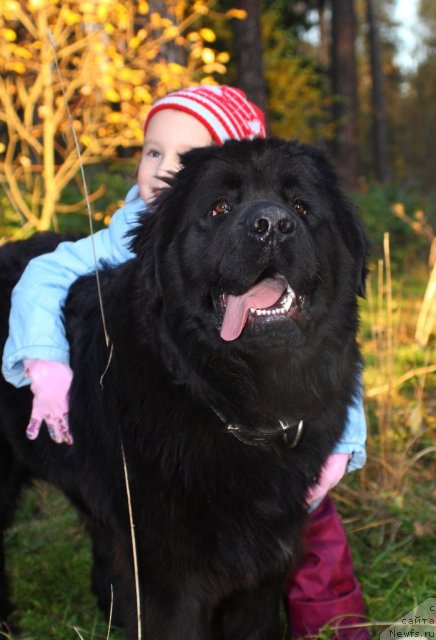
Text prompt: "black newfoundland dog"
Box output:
[[0, 138, 368, 639]]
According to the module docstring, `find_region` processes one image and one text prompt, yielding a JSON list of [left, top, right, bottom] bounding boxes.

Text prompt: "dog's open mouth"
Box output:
[[218, 273, 311, 341]]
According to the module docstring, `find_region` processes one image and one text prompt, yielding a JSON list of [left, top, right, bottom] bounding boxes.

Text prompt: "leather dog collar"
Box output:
[[211, 407, 304, 448]]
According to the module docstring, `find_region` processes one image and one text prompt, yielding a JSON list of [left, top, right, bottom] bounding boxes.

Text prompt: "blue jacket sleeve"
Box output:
[[2, 185, 146, 388], [332, 386, 367, 472]]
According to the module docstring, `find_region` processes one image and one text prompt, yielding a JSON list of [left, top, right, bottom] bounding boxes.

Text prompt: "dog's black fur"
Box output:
[[0, 139, 369, 639]]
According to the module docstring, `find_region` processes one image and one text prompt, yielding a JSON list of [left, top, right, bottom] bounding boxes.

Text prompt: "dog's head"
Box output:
[[132, 139, 368, 359]]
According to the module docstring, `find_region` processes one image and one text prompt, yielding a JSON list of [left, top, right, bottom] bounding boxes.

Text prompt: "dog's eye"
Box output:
[[211, 199, 231, 217], [293, 199, 309, 216]]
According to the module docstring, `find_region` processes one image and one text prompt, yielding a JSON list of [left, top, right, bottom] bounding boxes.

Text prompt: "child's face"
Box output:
[[138, 109, 213, 203]]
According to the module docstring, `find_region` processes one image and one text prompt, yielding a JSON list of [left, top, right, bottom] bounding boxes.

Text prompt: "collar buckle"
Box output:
[[278, 419, 304, 448]]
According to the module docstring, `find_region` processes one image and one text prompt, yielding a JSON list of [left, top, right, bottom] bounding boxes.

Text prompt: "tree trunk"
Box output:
[[148, 0, 187, 65], [232, 0, 267, 118], [366, 0, 389, 182], [317, 0, 329, 71], [330, 0, 359, 187]]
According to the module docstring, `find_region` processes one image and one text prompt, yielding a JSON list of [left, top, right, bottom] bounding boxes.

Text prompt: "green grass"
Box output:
[[3, 484, 122, 640], [336, 472, 435, 635]]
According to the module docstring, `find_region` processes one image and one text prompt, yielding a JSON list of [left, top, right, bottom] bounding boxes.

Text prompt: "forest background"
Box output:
[[0, 1, 435, 638]]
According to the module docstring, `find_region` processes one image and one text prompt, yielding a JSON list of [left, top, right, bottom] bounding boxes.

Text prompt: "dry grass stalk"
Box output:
[[390, 202, 435, 346], [364, 233, 435, 494], [106, 583, 114, 640], [415, 260, 436, 346], [121, 443, 142, 640]]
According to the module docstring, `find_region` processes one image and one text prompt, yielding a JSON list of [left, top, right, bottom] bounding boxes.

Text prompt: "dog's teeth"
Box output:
[[282, 298, 291, 312], [282, 291, 295, 312], [250, 305, 291, 318]]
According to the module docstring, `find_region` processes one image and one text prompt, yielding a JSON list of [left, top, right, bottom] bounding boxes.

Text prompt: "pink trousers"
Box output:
[[284, 496, 369, 639]]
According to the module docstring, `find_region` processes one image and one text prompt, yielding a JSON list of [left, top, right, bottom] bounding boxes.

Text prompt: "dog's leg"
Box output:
[[83, 519, 133, 629], [122, 580, 215, 640], [213, 576, 285, 640], [0, 437, 28, 632]]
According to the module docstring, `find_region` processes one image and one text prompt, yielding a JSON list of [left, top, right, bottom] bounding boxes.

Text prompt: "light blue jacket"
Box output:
[[2, 184, 367, 472]]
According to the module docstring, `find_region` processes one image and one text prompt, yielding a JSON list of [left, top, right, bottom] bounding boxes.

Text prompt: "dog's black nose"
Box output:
[[248, 204, 297, 242]]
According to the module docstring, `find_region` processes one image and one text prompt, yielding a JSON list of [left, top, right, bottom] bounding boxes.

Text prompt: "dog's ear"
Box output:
[[336, 195, 370, 298], [354, 226, 370, 298], [328, 189, 370, 298], [303, 145, 370, 298], [128, 146, 216, 265], [128, 208, 160, 265]]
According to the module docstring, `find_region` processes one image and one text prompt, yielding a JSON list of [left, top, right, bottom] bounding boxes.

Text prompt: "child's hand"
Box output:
[[307, 453, 351, 505], [24, 359, 74, 445]]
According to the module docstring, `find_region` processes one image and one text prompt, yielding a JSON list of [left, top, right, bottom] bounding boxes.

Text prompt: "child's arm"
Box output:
[[307, 386, 367, 506], [2, 186, 145, 444], [2, 185, 145, 388], [332, 389, 367, 472]]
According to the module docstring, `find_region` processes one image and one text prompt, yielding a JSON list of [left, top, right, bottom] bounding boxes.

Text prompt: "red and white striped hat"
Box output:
[[143, 85, 266, 144]]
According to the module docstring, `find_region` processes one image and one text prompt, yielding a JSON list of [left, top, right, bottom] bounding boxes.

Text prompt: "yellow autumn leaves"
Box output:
[[0, 0, 236, 231]]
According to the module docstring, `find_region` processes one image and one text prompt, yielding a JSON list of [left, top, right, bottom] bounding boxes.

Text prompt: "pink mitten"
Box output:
[[307, 452, 351, 505], [24, 359, 74, 445]]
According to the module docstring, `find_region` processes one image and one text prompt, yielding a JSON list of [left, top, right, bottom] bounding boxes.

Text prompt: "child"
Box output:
[[2, 85, 368, 639]]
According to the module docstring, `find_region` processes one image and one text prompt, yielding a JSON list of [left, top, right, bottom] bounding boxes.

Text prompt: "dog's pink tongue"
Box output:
[[220, 276, 287, 341]]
